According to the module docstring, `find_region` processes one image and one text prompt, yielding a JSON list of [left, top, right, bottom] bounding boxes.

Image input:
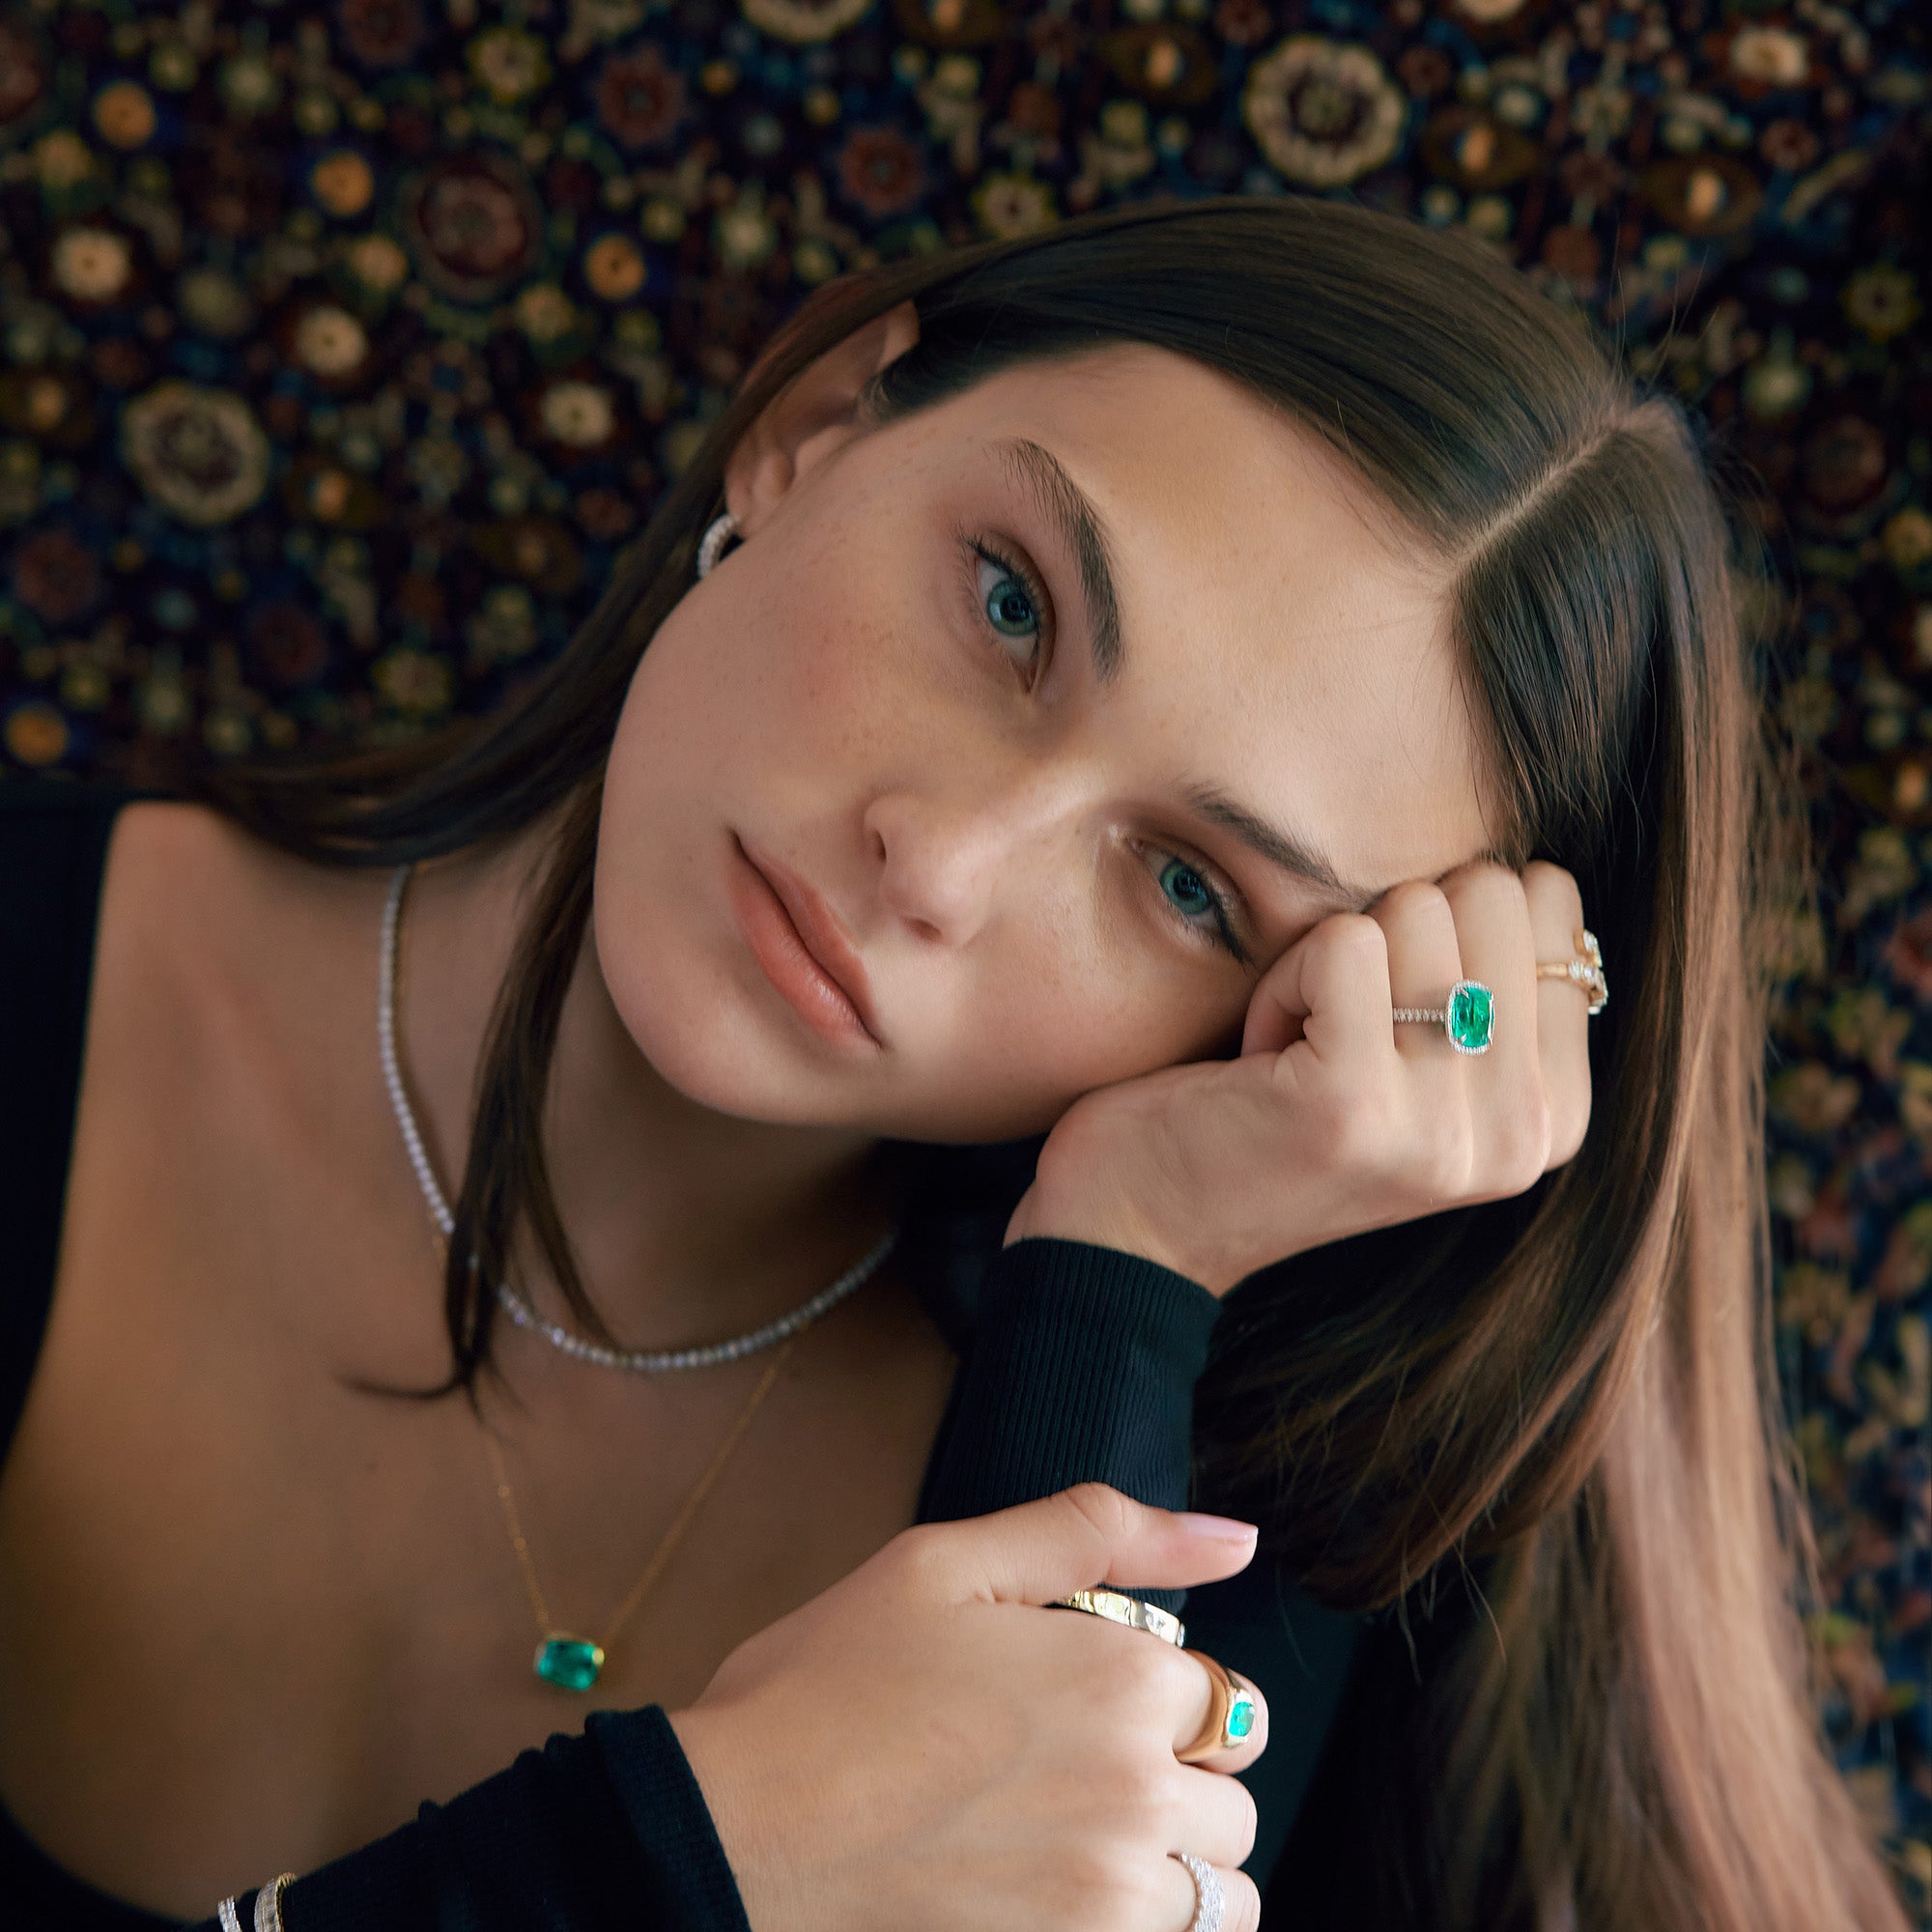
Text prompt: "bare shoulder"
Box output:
[[108, 798, 368, 927], [97, 800, 384, 1076]]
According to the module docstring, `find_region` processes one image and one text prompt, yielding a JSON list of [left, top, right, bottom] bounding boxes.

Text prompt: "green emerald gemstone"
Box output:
[[1446, 980, 1494, 1055], [534, 1635, 606, 1691], [1226, 1691, 1257, 1742]]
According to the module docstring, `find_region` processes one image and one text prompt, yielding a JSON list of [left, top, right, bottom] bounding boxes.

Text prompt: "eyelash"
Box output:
[[955, 530, 1252, 968]]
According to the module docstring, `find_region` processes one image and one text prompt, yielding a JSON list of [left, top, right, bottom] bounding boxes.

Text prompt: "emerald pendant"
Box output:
[[1445, 980, 1495, 1055], [534, 1634, 607, 1691]]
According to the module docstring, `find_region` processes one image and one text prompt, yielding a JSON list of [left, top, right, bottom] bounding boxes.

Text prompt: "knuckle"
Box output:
[[1061, 1481, 1135, 1550], [878, 1521, 951, 1596], [1045, 1845, 1132, 1925], [1428, 1108, 1476, 1196], [1112, 1753, 1174, 1833], [1377, 878, 1449, 923], [1494, 1094, 1552, 1189], [1115, 1637, 1181, 1719], [1225, 1872, 1264, 1932], [1230, 1780, 1260, 1863], [1522, 859, 1585, 921], [1319, 912, 1388, 970], [1550, 1089, 1592, 1165], [1060, 1739, 1171, 1849]]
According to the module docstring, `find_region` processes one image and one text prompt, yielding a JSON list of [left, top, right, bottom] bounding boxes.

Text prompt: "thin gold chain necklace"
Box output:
[[375, 863, 864, 1690], [481, 1331, 799, 1691]]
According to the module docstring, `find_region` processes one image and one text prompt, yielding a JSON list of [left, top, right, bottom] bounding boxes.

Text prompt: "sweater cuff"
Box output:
[[591, 1706, 753, 1932], [919, 1236, 1222, 1610]]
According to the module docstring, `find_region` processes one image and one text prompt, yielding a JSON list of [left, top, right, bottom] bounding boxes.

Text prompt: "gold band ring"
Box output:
[[1175, 1649, 1260, 1764], [1046, 1587, 1185, 1646], [1536, 926, 1607, 1015]]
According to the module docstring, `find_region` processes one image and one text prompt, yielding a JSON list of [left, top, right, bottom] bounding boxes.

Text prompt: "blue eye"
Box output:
[[984, 567, 1037, 639], [1158, 857, 1217, 920], [966, 539, 1047, 678], [1151, 851, 1249, 964]]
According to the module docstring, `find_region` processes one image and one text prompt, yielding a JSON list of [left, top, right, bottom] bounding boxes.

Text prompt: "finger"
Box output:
[[1522, 861, 1593, 1165], [1173, 1653, 1269, 1776], [1370, 880, 1467, 1065], [1439, 863, 1548, 1195], [1160, 1855, 1262, 1932], [1168, 1758, 1262, 1869], [1240, 911, 1392, 1059], [925, 1484, 1259, 1608]]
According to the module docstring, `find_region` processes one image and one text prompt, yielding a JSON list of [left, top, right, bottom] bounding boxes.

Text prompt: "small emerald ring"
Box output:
[[1176, 1650, 1262, 1764], [1393, 980, 1495, 1055]]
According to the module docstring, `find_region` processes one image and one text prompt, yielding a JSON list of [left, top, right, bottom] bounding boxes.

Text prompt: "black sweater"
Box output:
[[0, 781, 1357, 1930]]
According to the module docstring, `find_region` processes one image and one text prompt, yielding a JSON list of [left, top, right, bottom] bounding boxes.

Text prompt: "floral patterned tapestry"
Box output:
[[0, 0, 1925, 1909]]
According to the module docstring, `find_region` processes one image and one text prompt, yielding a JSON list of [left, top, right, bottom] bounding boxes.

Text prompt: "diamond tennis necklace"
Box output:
[[376, 862, 898, 1374]]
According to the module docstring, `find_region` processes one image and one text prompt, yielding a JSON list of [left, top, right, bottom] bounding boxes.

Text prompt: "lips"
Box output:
[[734, 837, 882, 1044]]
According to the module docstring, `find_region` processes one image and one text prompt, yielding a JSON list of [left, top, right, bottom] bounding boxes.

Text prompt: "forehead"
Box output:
[[912, 341, 1494, 898]]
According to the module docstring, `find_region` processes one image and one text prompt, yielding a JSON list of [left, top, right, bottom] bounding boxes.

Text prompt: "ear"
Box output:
[[722, 299, 921, 538]]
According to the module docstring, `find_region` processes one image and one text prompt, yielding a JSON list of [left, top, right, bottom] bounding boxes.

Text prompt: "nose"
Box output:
[[862, 764, 1091, 949]]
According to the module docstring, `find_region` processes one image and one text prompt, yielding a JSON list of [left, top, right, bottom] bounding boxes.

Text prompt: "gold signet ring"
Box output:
[[1175, 1650, 1261, 1763]]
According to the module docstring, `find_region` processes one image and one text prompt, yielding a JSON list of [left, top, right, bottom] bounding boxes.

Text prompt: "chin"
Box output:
[[598, 938, 814, 1121]]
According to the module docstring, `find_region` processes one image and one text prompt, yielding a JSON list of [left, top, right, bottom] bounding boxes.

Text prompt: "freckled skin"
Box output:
[[596, 331, 1491, 1149]]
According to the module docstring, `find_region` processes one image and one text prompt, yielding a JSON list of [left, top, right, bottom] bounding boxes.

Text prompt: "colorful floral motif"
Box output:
[[0, 0, 1924, 1904]]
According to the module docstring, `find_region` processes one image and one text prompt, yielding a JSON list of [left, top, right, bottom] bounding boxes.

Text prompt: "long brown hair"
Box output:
[[186, 195, 1906, 1932]]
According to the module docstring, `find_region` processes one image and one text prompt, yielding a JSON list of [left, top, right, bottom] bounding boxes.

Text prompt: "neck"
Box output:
[[390, 810, 897, 1353]]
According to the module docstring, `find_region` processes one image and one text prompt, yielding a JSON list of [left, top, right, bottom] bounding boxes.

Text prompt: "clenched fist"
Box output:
[[1005, 861, 1596, 1295]]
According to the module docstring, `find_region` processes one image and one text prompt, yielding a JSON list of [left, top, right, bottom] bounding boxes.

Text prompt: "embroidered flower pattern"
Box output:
[[1242, 37, 1406, 188]]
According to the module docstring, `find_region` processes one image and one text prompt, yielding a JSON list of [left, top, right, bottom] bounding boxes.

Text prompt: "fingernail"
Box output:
[[1176, 1512, 1259, 1546]]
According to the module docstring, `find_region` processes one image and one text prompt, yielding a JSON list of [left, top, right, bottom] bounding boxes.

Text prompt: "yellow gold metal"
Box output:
[[1175, 1651, 1253, 1764], [1536, 925, 1607, 1015], [1046, 1587, 1185, 1646], [482, 1330, 799, 1686]]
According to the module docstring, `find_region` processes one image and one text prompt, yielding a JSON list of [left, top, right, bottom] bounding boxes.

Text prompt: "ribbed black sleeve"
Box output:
[[918, 1235, 1224, 1615], [180, 1709, 748, 1932]]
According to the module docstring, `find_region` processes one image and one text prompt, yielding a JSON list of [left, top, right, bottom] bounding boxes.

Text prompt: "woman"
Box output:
[[0, 194, 1904, 1931]]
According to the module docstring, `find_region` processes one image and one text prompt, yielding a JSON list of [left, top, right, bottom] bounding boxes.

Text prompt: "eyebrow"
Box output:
[[991, 435, 1377, 914], [997, 437, 1125, 683]]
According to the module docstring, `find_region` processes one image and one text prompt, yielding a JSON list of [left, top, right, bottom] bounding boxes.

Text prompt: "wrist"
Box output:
[[1002, 1185, 1216, 1292]]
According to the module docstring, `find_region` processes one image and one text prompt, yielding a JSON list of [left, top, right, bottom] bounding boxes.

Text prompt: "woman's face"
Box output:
[[595, 328, 1492, 1144]]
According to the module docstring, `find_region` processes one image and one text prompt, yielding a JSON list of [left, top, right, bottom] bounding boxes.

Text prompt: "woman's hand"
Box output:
[[670, 1484, 1271, 1932], [1005, 861, 1595, 1295]]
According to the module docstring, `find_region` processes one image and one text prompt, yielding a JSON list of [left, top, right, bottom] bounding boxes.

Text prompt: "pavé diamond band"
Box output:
[[1172, 1851, 1226, 1932]]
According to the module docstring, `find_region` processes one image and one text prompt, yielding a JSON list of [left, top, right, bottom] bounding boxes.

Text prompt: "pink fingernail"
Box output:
[[1176, 1512, 1259, 1546]]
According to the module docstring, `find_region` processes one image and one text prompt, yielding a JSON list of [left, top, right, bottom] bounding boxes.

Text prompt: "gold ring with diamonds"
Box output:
[[1536, 926, 1607, 1015], [1046, 1587, 1185, 1646]]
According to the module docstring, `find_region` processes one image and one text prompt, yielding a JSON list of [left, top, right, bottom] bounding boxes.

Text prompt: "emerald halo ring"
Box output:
[[1393, 980, 1495, 1055]]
